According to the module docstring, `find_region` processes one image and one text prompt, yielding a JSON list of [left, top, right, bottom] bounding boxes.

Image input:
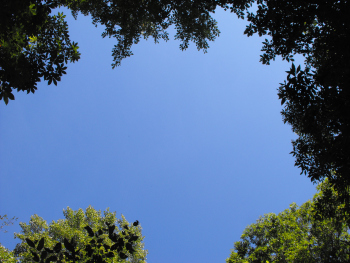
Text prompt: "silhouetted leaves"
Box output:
[[63, 238, 75, 253], [37, 237, 45, 251], [108, 225, 115, 235], [129, 234, 139, 242], [126, 242, 135, 253], [22, 208, 144, 262], [41, 250, 48, 260], [119, 252, 127, 259], [53, 242, 61, 253], [45, 255, 57, 263], [2, 0, 254, 103], [31, 251, 40, 262], [44, 247, 54, 253], [84, 225, 94, 237], [26, 238, 36, 248]]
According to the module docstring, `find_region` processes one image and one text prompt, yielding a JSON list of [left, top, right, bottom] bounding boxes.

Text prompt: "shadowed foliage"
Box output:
[[13, 206, 147, 262]]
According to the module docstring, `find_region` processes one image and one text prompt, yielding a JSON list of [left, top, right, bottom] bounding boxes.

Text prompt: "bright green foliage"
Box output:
[[0, 245, 17, 263], [1, 0, 254, 103], [227, 182, 350, 263], [313, 178, 350, 229], [13, 206, 147, 262]]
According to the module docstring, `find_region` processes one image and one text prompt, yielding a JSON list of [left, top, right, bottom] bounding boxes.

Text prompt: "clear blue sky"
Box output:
[[1, 7, 316, 263]]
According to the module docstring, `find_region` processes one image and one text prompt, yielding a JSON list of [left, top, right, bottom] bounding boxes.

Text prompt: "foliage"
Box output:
[[240, 0, 350, 200], [0, 0, 80, 104], [313, 178, 350, 229], [1, 0, 255, 103], [0, 245, 17, 263], [226, 182, 350, 263], [13, 206, 147, 262], [0, 215, 18, 233]]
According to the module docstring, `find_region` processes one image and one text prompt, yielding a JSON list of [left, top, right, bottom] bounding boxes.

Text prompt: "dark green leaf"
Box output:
[[129, 235, 139, 242], [41, 250, 48, 260], [31, 251, 40, 262], [64, 238, 75, 252], [44, 247, 54, 253], [53, 242, 61, 253], [26, 238, 36, 248], [37, 237, 45, 251], [119, 252, 127, 259], [108, 225, 115, 235], [45, 255, 57, 263], [84, 226, 94, 237]]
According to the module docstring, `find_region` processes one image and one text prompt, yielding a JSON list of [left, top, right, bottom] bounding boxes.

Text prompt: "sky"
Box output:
[[0, 7, 317, 263]]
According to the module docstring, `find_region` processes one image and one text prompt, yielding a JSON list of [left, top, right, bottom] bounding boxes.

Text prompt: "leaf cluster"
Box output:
[[227, 182, 350, 262], [0, 0, 80, 104], [239, 0, 350, 213], [1, 0, 254, 103], [13, 206, 147, 263]]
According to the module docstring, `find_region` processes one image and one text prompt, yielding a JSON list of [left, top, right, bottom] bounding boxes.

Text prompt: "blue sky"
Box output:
[[1, 8, 316, 263]]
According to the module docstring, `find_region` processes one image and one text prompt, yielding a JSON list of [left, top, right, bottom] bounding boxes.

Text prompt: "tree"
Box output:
[[226, 182, 350, 263], [0, 245, 17, 263], [13, 206, 147, 262], [0, 0, 80, 104], [0, 0, 254, 104], [240, 0, 350, 204], [0, 215, 18, 262]]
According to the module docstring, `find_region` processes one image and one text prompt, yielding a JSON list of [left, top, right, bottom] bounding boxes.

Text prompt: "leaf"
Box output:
[[31, 251, 40, 262], [103, 244, 110, 251], [108, 225, 115, 235], [45, 255, 57, 263], [281, 97, 286, 105], [37, 237, 45, 251], [85, 225, 94, 237], [85, 245, 93, 257], [129, 235, 139, 242], [44, 247, 53, 253], [126, 242, 135, 253], [41, 250, 48, 260], [53, 242, 62, 253], [119, 252, 128, 259], [110, 243, 119, 251], [64, 238, 75, 252], [26, 238, 36, 248]]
